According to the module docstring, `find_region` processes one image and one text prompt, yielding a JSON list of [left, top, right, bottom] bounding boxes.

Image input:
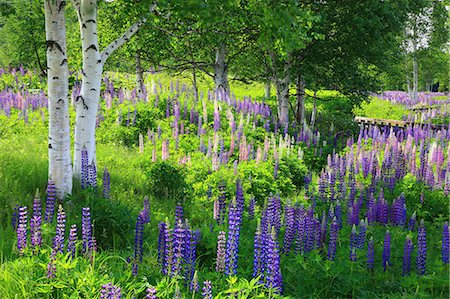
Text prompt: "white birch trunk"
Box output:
[[45, 0, 72, 198], [72, 0, 145, 177], [275, 57, 292, 126], [73, 0, 103, 177], [265, 81, 271, 98], [136, 50, 144, 98], [214, 44, 228, 93], [413, 53, 419, 102]]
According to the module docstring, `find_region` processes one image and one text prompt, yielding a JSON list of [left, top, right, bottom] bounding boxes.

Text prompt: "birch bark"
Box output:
[[214, 44, 229, 93], [45, 0, 72, 198], [72, 0, 145, 177]]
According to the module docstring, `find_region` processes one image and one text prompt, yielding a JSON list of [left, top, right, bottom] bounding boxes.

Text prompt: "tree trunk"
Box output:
[[274, 56, 292, 126], [265, 81, 271, 98], [192, 66, 199, 102], [73, 0, 103, 177], [45, 0, 72, 198], [413, 53, 418, 102], [295, 75, 305, 128], [214, 44, 228, 93], [72, 0, 145, 177], [136, 50, 144, 98], [310, 91, 317, 129]]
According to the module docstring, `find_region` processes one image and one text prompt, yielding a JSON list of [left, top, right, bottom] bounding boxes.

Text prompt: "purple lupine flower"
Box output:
[[132, 213, 145, 275], [142, 197, 150, 224], [146, 287, 157, 299], [30, 193, 42, 251], [266, 226, 283, 294], [225, 199, 242, 276], [89, 163, 97, 188], [100, 282, 121, 299], [417, 220, 427, 275], [216, 231, 226, 272], [53, 205, 66, 254], [327, 217, 339, 261], [202, 281, 212, 299], [350, 225, 358, 262], [367, 237, 374, 270], [45, 180, 56, 223], [442, 222, 449, 264], [175, 205, 184, 224], [253, 220, 264, 278], [47, 255, 56, 279], [248, 197, 255, 220], [283, 202, 296, 254], [382, 231, 391, 272], [218, 184, 227, 225], [189, 270, 200, 292], [67, 224, 77, 259], [103, 167, 110, 198], [235, 179, 245, 217], [82, 207, 93, 255], [402, 236, 413, 276], [81, 147, 89, 189], [408, 211, 416, 231], [357, 219, 367, 249], [162, 219, 173, 276], [171, 219, 185, 277], [17, 206, 28, 254]]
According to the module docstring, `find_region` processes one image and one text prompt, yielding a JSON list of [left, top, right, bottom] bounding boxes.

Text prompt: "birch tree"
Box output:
[[45, 0, 72, 198], [71, 0, 146, 177]]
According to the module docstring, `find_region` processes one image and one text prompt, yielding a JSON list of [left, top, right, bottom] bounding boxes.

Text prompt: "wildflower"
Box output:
[[216, 231, 226, 272], [402, 236, 413, 276], [417, 220, 427, 275]]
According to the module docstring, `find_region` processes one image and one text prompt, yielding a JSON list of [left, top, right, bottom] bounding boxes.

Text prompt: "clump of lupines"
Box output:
[[132, 213, 145, 275], [216, 231, 226, 272], [82, 207, 93, 255], [103, 167, 110, 198], [327, 217, 339, 261], [383, 231, 391, 271], [67, 224, 77, 259], [402, 236, 413, 276], [367, 237, 374, 270], [202, 281, 212, 299], [417, 220, 427, 275], [45, 180, 56, 223], [442, 222, 449, 264], [53, 205, 66, 254], [100, 282, 121, 299], [17, 206, 28, 254], [225, 199, 242, 276]]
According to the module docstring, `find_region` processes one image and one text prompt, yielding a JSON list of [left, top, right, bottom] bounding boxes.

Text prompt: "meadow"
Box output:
[[0, 68, 449, 298]]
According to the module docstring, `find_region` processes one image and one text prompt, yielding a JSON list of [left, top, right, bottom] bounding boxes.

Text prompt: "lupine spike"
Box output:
[[417, 220, 427, 275]]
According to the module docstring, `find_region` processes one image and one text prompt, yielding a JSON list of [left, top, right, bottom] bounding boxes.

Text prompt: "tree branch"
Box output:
[[101, 18, 146, 64]]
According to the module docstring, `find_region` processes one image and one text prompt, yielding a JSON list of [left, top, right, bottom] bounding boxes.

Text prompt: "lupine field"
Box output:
[[0, 66, 449, 298]]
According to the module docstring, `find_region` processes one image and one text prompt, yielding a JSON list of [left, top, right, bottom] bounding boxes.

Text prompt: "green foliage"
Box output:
[[354, 96, 408, 120], [145, 161, 191, 201]]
